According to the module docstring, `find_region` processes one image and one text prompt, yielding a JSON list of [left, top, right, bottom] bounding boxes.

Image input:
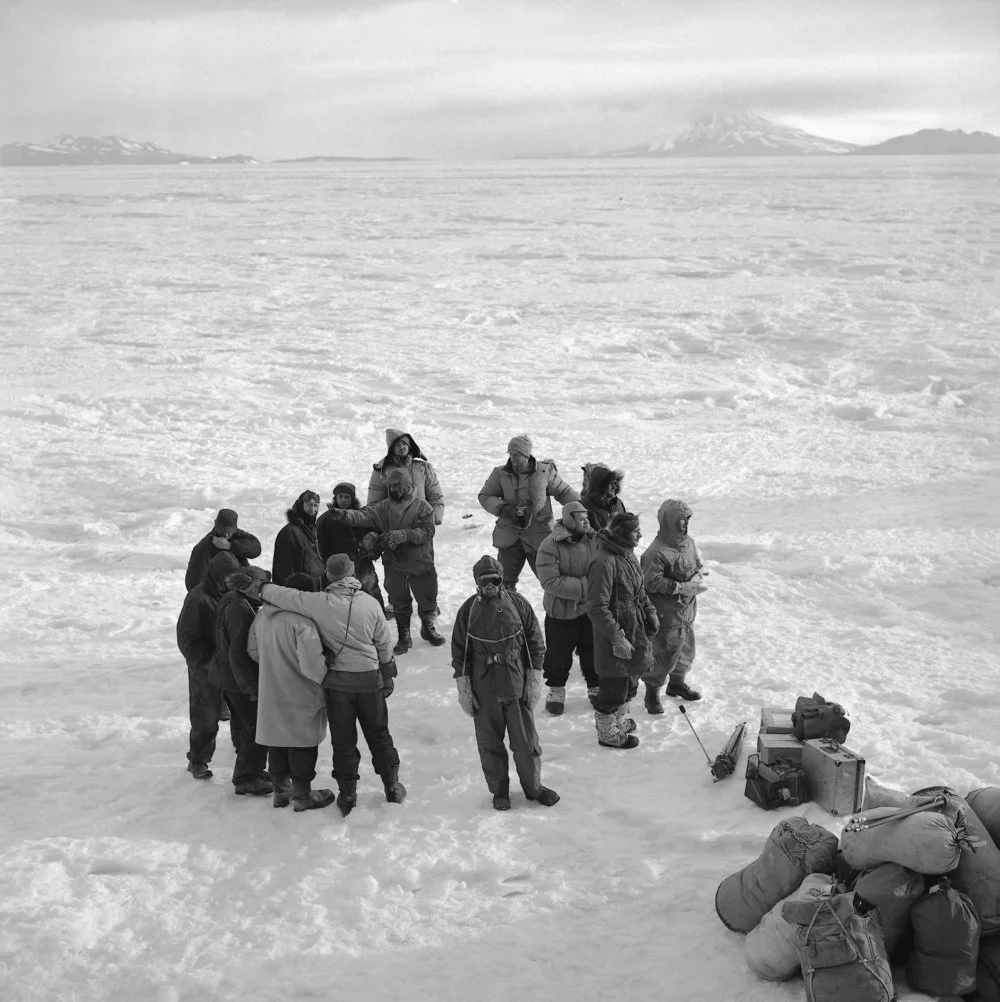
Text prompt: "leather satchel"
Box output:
[[793, 692, 850, 743]]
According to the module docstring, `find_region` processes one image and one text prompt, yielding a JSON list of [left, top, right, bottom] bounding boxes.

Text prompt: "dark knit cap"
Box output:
[[285, 572, 319, 592], [608, 512, 640, 540], [332, 482, 356, 498], [297, 490, 321, 505], [214, 508, 238, 529], [325, 553, 355, 581]]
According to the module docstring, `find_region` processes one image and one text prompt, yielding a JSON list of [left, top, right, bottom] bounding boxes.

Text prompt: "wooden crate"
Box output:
[[759, 707, 795, 735], [756, 731, 805, 765]]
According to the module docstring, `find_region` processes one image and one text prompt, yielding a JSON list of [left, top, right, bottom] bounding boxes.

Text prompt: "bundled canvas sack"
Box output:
[[782, 891, 894, 1002], [854, 862, 925, 956], [715, 817, 838, 933], [972, 934, 1000, 1002], [968, 788, 1000, 846], [841, 795, 965, 874], [744, 753, 809, 811], [745, 874, 836, 980], [905, 877, 980, 997], [792, 692, 850, 744]]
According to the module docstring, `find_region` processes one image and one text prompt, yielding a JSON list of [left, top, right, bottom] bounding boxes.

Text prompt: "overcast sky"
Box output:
[[1, 0, 998, 159]]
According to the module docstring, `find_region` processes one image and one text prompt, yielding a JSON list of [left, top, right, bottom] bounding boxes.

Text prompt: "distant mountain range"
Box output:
[[3, 118, 1000, 166]]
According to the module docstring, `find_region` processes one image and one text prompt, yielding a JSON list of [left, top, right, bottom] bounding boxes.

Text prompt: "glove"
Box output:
[[381, 677, 395, 699], [327, 508, 348, 521], [611, 630, 634, 660], [211, 535, 231, 550], [498, 503, 519, 522], [379, 657, 398, 679], [524, 669, 543, 711], [456, 675, 479, 717], [675, 580, 708, 598], [644, 611, 660, 636], [384, 529, 409, 548], [516, 507, 532, 528]]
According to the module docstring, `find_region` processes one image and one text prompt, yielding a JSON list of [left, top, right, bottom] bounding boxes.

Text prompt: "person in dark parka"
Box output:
[[316, 481, 386, 611], [185, 508, 261, 591], [451, 555, 559, 811], [272, 490, 325, 587], [580, 464, 626, 532], [586, 513, 660, 750], [176, 550, 239, 778], [209, 566, 273, 797]]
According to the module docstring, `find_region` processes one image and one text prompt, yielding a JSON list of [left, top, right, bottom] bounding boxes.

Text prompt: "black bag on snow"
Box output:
[[792, 691, 851, 744], [745, 753, 810, 810], [905, 876, 980, 997]]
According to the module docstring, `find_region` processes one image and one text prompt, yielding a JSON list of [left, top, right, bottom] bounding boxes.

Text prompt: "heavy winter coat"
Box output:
[[451, 555, 545, 702], [478, 457, 580, 551], [535, 515, 598, 620], [208, 590, 259, 695], [248, 605, 327, 747], [586, 530, 658, 677], [339, 494, 436, 577], [176, 552, 239, 668], [259, 578, 394, 691], [580, 465, 626, 531], [185, 528, 261, 591], [316, 488, 370, 564], [272, 502, 325, 586], [640, 499, 703, 630], [367, 428, 445, 524]]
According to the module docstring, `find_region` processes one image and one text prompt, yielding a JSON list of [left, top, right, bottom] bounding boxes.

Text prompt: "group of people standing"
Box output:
[[176, 429, 708, 814]]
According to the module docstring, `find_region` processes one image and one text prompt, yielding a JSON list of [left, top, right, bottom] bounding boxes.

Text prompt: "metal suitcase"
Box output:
[[759, 707, 795, 735], [801, 738, 866, 815], [757, 731, 805, 765]]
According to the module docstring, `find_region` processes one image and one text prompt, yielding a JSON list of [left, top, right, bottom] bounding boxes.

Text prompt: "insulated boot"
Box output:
[[187, 761, 213, 780], [665, 680, 701, 702], [383, 767, 407, 804], [419, 614, 446, 647], [336, 780, 357, 817], [292, 779, 335, 812], [272, 775, 292, 808], [526, 786, 560, 807], [644, 682, 664, 715], [545, 686, 566, 715], [393, 617, 412, 656], [492, 781, 511, 811], [595, 711, 640, 750], [235, 775, 274, 797]]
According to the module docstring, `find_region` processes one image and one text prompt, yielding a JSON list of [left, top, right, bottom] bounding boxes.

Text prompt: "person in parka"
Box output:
[[580, 464, 627, 532], [185, 508, 261, 591], [247, 572, 334, 812], [451, 555, 559, 811], [176, 550, 239, 779], [368, 428, 445, 525], [325, 467, 444, 655], [271, 490, 325, 587], [477, 435, 580, 590], [237, 553, 403, 814], [209, 566, 273, 797], [640, 499, 708, 708], [586, 513, 660, 750], [316, 481, 386, 612], [534, 500, 600, 714]]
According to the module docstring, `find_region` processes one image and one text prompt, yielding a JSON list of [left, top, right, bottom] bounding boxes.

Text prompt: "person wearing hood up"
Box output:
[[368, 428, 445, 525], [580, 464, 627, 532], [639, 499, 707, 708], [176, 550, 239, 779], [478, 435, 580, 591], [272, 490, 325, 588], [586, 513, 660, 749], [325, 467, 444, 655], [451, 555, 559, 811], [534, 501, 600, 714], [316, 481, 386, 612], [185, 508, 261, 592], [235, 554, 402, 814]]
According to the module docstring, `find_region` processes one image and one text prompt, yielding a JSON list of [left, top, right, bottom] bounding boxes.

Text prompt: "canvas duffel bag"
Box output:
[[854, 862, 925, 957], [905, 877, 980, 997], [792, 692, 850, 744], [968, 788, 1000, 847]]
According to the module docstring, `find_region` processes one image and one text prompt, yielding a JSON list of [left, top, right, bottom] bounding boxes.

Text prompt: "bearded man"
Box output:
[[272, 490, 325, 587]]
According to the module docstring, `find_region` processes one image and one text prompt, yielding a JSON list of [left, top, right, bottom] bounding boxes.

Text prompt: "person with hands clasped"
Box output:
[[640, 499, 708, 707], [451, 555, 559, 811], [586, 512, 660, 749], [185, 508, 262, 591]]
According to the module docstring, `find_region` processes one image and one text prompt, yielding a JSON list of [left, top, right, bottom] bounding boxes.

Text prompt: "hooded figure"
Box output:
[[316, 481, 387, 611], [185, 508, 262, 591], [534, 500, 600, 714], [639, 499, 707, 706], [477, 435, 580, 590], [326, 466, 443, 655], [450, 555, 558, 811], [580, 465, 627, 531], [586, 513, 660, 749], [272, 490, 325, 587], [176, 550, 240, 779], [368, 428, 446, 525]]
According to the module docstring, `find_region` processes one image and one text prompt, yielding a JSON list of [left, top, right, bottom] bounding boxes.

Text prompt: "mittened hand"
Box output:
[[327, 508, 347, 521], [524, 669, 543, 711], [385, 530, 409, 547], [611, 631, 634, 660], [211, 535, 231, 550], [645, 612, 660, 636], [456, 676, 479, 717], [675, 580, 708, 597], [498, 503, 518, 522], [381, 677, 395, 699]]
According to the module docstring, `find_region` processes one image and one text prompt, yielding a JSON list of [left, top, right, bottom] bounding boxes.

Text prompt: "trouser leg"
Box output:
[[669, 626, 696, 684], [472, 696, 511, 794], [593, 675, 632, 714], [542, 616, 575, 687], [504, 699, 543, 798], [643, 625, 684, 687], [524, 544, 540, 580], [575, 614, 598, 688], [355, 688, 400, 779], [325, 689, 362, 783], [410, 568, 439, 618], [497, 544, 528, 589], [382, 566, 413, 619], [226, 691, 268, 785], [268, 747, 290, 778], [186, 660, 220, 766], [287, 746, 319, 783]]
